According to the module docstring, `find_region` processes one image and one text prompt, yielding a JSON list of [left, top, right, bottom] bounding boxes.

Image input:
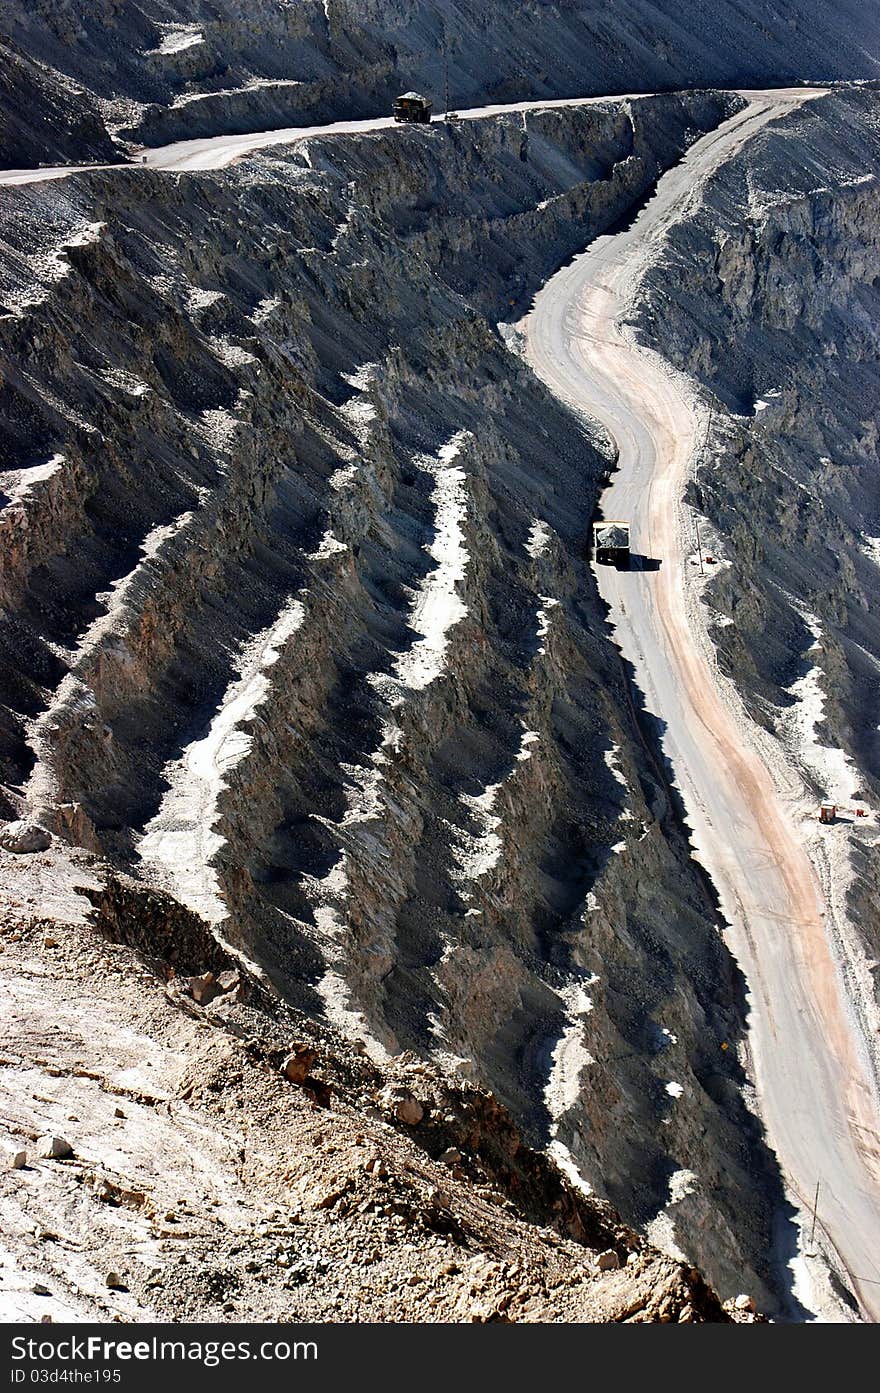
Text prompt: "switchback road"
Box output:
[[522, 88, 880, 1321]]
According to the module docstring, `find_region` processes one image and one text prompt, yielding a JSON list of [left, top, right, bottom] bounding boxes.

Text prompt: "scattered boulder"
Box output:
[[734, 1293, 756, 1313], [35, 1135, 73, 1160], [32, 1283, 52, 1296], [439, 1146, 463, 1166], [595, 1249, 621, 1272], [0, 820, 51, 854], [378, 1085, 424, 1126], [9, 1149, 27, 1169], [93, 1177, 145, 1208], [282, 1045, 318, 1084], [188, 971, 222, 1006], [105, 1272, 125, 1290], [187, 968, 240, 1005]]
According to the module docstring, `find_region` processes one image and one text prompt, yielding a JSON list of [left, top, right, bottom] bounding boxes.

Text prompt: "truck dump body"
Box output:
[[393, 93, 433, 124], [593, 520, 630, 567]]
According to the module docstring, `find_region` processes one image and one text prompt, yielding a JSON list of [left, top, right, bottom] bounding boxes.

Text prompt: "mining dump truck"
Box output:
[[593, 520, 630, 567], [393, 92, 433, 124]]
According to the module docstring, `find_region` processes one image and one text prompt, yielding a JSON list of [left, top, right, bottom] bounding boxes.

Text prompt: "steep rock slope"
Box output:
[[0, 93, 789, 1308], [1, 0, 879, 164], [0, 843, 740, 1323], [626, 86, 880, 1000]]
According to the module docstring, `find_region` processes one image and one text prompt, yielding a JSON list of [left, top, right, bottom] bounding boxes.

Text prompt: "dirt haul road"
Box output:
[[0, 91, 661, 186], [523, 89, 880, 1321]]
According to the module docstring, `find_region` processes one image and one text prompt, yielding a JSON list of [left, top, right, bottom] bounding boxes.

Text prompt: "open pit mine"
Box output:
[[1, 1, 879, 1329]]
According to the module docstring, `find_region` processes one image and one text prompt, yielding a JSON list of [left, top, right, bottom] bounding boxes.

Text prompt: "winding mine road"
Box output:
[[0, 93, 660, 186], [0, 88, 816, 185], [523, 89, 880, 1322]]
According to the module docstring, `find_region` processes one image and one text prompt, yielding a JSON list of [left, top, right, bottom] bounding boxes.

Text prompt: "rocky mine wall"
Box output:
[[626, 86, 880, 990], [1, 0, 879, 166], [0, 93, 789, 1307]]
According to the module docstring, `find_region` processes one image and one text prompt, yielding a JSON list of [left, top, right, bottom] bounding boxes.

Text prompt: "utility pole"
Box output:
[[693, 402, 712, 577], [444, 35, 450, 120], [808, 1178, 821, 1252]]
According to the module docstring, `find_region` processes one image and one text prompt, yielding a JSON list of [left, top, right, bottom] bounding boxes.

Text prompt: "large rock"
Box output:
[[35, 1135, 73, 1160], [0, 820, 51, 853], [378, 1085, 424, 1126], [282, 1045, 318, 1084], [187, 971, 222, 1006]]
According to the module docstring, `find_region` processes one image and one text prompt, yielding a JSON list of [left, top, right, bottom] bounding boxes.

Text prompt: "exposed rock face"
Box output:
[[0, 89, 790, 1310], [1, 1, 879, 165], [626, 86, 880, 998], [0, 34, 120, 168]]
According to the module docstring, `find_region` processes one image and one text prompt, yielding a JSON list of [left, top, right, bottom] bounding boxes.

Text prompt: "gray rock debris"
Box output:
[[0, 820, 51, 853]]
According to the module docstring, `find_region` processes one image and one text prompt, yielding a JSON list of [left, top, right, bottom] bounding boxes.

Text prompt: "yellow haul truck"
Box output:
[[393, 92, 433, 123], [593, 520, 630, 568]]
